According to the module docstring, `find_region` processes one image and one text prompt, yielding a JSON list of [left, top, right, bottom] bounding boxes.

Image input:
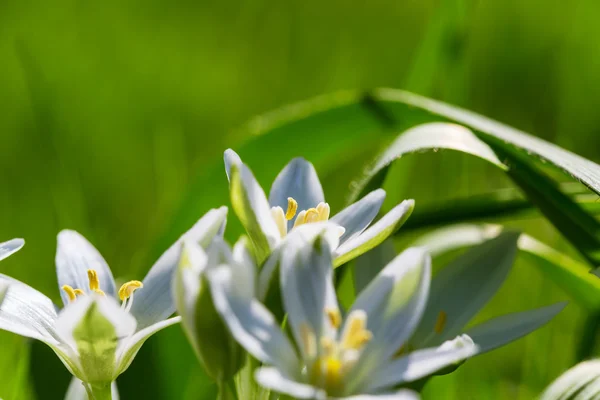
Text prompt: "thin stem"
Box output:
[[217, 378, 239, 400], [88, 383, 112, 400]]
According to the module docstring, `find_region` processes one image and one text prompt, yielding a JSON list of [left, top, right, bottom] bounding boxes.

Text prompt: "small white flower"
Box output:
[[208, 225, 474, 399], [0, 207, 227, 396], [224, 149, 414, 265]]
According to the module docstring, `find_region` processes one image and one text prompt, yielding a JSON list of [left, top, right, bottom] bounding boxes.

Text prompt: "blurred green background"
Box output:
[[1, 0, 599, 398]]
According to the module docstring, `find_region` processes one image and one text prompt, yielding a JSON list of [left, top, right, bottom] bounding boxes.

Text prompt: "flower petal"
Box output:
[[56, 295, 137, 383], [115, 316, 181, 377], [130, 206, 228, 330], [224, 148, 243, 181], [334, 200, 414, 267], [56, 230, 117, 306], [365, 338, 478, 393], [0, 238, 24, 262], [65, 378, 120, 400], [331, 189, 386, 245], [540, 360, 600, 400], [280, 224, 341, 357], [409, 232, 520, 348], [230, 163, 282, 263], [339, 390, 421, 400], [351, 247, 431, 358], [254, 367, 326, 400], [268, 157, 325, 230], [0, 274, 60, 344], [465, 302, 567, 355], [208, 265, 299, 377]]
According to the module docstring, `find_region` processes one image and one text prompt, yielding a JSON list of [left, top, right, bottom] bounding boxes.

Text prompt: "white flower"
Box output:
[[224, 149, 414, 265], [0, 207, 227, 397], [208, 224, 474, 399]]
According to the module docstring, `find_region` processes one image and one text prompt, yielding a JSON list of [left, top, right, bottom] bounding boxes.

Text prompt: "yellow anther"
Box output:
[[434, 310, 447, 334], [118, 280, 144, 301], [87, 269, 100, 291], [300, 323, 317, 357], [326, 308, 342, 329], [293, 210, 307, 228], [285, 197, 298, 220], [62, 285, 78, 302], [341, 310, 372, 350], [271, 206, 288, 238], [87, 269, 105, 296], [73, 289, 85, 296], [316, 202, 330, 221], [304, 208, 320, 224]]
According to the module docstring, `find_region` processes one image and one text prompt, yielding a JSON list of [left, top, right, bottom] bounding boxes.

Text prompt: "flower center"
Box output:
[[61, 269, 143, 312], [271, 197, 331, 237], [303, 309, 373, 395]]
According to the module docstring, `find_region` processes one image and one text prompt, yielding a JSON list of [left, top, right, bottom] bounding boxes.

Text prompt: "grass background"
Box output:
[[1, 0, 599, 398]]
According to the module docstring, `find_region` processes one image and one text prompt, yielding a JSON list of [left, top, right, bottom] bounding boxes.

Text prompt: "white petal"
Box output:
[[268, 157, 325, 231], [366, 339, 478, 392], [465, 302, 567, 354], [338, 390, 420, 400], [130, 206, 228, 330], [334, 200, 414, 267], [540, 360, 600, 400], [0, 238, 24, 262], [0, 274, 60, 344], [224, 148, 243, 181], [56, 230, 117, 306], [351, 247, 431, 358], [115, 316, 181, 377], [331, 189, 386, 245], [254, 367, 326, 400], [280, 225, 340, 357], [410, 232, 519, 348], [230, 163, 282, 263], [208, 266, 299, 377]]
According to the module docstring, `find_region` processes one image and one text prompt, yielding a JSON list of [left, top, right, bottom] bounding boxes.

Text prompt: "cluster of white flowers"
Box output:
[[0, 150, 565, 400]]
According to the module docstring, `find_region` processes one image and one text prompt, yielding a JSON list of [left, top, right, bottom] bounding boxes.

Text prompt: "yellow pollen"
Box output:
[[434, 310, 447, 334], [320, 336, 336, 356], [326, 308, 342, 329], [304, 208, 320, 223], [62, 285, 78, 302], [118, 280, 144, 301], [341, 311, 372, 350], [73, 289, 85, 296], [316, 202, 330, 221], [87, 269, 105, 296], [285, 197, 298, 220], [300, 323, 317, 357]]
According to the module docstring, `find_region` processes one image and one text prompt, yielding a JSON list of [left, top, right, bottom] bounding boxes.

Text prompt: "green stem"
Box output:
[[88, 383, 112, 400], [217, 378, 239, 400]]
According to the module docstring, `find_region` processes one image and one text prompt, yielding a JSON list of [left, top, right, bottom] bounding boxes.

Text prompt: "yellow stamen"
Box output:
[[316, 202, 330, 221], [434, 310, 447, 334], [73, 289, 85, 296], [304, 208, 320, 223], [300, 323, 317, 357], [118, 280, 144, 301], [285, 197, 298, 220], [341, 310, 372, 350], [271, 206, 288, 238], [87, 269, 105, 296], [62, 285, 78, 302], [320, 336, 336, 357], [326, 307, 342, 329], [293, 210, 307, 228], [324, 357, 343, 390]]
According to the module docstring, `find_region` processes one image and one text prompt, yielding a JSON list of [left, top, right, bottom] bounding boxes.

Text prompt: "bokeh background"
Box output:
[[1, 0, 600, 398]]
